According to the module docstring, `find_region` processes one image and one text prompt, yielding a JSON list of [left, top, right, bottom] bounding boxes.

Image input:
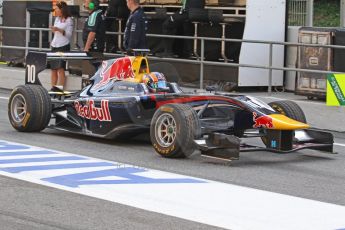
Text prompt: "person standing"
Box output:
[[83, 0, 106, 55], [123, 0, 147, 54], [50, 1, 73, 90]]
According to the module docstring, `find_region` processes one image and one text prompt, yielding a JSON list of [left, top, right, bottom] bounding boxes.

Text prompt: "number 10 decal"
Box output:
[[26, 65, 36, 84]]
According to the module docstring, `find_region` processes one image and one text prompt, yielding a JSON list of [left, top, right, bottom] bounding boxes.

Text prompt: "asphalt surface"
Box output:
[[0, 88, 345, 229]]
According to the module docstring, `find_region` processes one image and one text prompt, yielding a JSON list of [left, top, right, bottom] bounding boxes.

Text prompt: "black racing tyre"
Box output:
[[150, 103, 201, 158], [261, 100, 307, 147], [268, 100, 306, 123], [34, 85, 52, 131], [8, 85, 52, 132], [188, 8, 208, 22]]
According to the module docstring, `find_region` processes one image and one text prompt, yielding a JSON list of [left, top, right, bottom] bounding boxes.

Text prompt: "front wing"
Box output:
[[194, 129, 334, 161]]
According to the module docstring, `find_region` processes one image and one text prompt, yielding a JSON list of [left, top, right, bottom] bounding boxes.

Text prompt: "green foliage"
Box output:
[[314, 0, 340, 27]]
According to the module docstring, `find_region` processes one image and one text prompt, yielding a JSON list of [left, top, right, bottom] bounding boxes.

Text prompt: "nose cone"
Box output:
[[270, 114, 310, 130]]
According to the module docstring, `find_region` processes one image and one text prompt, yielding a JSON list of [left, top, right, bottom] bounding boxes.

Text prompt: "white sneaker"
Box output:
[[55, 85, 64, 90]]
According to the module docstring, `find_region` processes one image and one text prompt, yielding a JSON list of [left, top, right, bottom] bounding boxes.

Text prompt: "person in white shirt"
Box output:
[[50, 1, 73, 90]]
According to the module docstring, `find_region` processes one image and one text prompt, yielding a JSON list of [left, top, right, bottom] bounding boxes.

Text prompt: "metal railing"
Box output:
[[1, 25, 345, 96], [0, 26, 52, 56], [341, 0, 345, 27]]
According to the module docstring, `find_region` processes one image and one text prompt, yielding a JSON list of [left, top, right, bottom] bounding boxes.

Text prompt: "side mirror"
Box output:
[[205, 85, 217, 92], [155, 87, 171, 93]]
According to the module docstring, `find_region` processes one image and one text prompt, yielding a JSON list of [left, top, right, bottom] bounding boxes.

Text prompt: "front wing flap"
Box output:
[[194, 129, 335, 161], [260, 129, 334, 153], [195, 133, 241, 161]]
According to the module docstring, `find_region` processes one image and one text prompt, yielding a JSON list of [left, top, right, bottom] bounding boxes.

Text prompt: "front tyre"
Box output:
[[261, 100, 307, 147], [268, 100, 306, 123], [8, 85, 51, 132], [150, 104, 201, 158]]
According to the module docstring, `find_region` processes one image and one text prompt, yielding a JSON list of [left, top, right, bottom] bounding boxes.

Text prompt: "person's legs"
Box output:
[[57, 68, 66, 88], [51, 69, 58, 87]]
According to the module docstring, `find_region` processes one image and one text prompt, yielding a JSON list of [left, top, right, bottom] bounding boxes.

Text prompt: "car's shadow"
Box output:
[[39, 129, 337, 167], [42, 129, 152, 145]]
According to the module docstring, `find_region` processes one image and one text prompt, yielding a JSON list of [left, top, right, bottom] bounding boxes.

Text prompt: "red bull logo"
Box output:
[[74, 99, 112, 121], [252, 112, 273, 128], [94, 57, 134, 89]]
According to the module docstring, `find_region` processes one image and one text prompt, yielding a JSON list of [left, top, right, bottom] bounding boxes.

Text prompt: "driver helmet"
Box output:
[[142, 72, 167, 92]]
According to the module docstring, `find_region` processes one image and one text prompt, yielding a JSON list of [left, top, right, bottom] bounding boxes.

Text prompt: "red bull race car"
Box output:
[[7, 51, 334, 161]]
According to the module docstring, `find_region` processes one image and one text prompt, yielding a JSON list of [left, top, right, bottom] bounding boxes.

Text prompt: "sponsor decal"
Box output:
[[131, 23, 136, 32], [160, 107, 174, 113], [271, 140, 277, 148], [327, 74, 345, 106], [74, 99, 111, 121], [153, 143, 175, 155], [22, 112, 31, 127], [94, 57, 134, 89], [252, 112, 273, 128]]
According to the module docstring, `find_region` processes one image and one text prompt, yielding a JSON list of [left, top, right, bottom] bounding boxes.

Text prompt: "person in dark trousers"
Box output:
[[83, 0, 106, 68], [123, 0, 147, 54]]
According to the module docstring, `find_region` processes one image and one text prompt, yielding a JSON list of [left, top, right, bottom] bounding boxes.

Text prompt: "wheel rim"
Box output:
[[155, 113, 177, 147], [10, 94, 27, 123]]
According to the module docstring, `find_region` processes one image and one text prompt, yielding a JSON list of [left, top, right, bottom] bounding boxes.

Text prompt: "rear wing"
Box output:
[[25, 51, 94, 85]]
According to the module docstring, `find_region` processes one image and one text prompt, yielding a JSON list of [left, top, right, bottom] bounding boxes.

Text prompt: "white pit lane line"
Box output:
[[0, 140, 345, 230]]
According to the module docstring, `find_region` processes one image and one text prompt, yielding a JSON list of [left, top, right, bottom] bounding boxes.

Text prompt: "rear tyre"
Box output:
[[268, 100, 306, 123], [150, 104, 201, 158], [8, 85, 52, 132], [34, 85, 52, 130]]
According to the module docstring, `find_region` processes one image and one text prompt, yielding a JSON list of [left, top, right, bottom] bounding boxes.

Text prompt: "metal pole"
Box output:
[[200, 38, 205, 90], [193, 23, 200, 59], [73, 17, 78, 49], [268, 43, 273, 95], [25, 11, 30, 57], [39, 30, 42, 50], [296, 0, 303, 24], [341, 0, 345, 27], [300, 0, 303, 25], [48, 12, 52, 43], [297, 0, 299, 25], [306, 0, 313, 26], [118, 19, 123, 52], [220, 23, 228, 63], [289, 0, 296, 24]]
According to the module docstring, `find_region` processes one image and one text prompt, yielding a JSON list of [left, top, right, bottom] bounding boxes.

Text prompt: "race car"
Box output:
[[7, 50, 334, 161]]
